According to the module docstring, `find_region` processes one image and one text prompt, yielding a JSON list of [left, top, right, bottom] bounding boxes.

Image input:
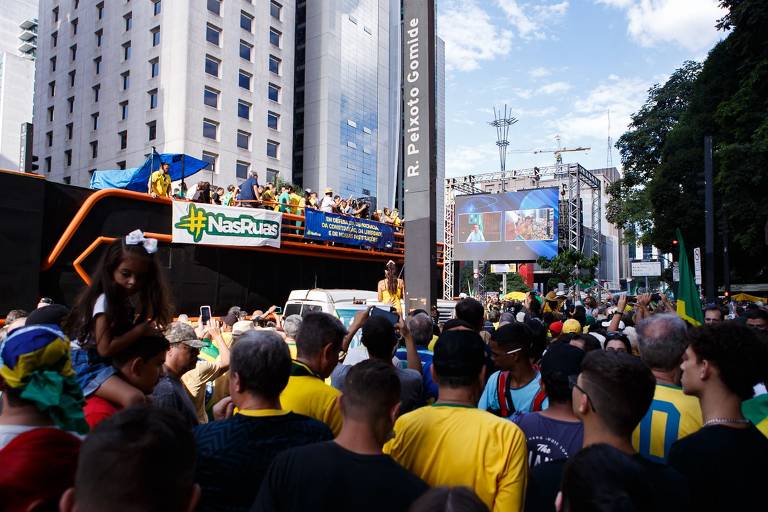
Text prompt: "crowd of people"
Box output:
[[150, 163, 403, 227], [1, 232, 767, 511]]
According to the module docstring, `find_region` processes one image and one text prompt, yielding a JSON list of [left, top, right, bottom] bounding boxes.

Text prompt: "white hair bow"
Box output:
[[124, 229, 158, 254]]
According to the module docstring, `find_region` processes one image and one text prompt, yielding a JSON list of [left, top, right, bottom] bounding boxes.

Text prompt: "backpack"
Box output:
[[493, 371, 548, 418]]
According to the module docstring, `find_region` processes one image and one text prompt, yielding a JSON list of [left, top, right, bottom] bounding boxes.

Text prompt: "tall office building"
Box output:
[[32, 0, 295, 186], [0, 0, 38, 171], [435, 36, 445, 241]]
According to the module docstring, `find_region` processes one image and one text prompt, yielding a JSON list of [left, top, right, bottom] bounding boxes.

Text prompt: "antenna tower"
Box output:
[[489, 105, 518, 176], [606, 110, 613, 168]]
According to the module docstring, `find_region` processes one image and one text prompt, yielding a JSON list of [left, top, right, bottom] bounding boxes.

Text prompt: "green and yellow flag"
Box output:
[[675, 228, 703, 326]]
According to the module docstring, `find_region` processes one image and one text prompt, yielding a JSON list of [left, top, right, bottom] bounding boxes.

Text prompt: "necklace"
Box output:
[[704, 417, 751, 426]]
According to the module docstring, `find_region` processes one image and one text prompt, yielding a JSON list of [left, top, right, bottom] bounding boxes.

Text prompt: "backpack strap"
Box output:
[[496, 371, 516, 417], [532, 388, 548, 412]]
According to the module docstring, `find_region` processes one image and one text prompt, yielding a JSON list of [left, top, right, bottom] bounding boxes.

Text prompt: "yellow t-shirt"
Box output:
[[384, 405, 528, 511], [149, 170, 171, 197], [380, 285, 404, 316], [632, 383, 703, 462], [181, 360, 227, 424], [280, 362, 342, 436]]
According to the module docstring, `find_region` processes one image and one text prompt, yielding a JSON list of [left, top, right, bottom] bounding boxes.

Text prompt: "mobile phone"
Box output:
[[370, 306, 399, 326], [273, 306, 282, 314], [200, 305, 212, 326]]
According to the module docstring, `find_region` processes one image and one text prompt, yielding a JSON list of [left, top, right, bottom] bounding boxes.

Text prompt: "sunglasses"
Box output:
[[491, 347, 522, 358], [568, 375, 597, 413]]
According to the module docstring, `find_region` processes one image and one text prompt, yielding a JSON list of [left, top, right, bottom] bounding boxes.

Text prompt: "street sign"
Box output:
[[490, 263, 517, 274], [631, 260, 661, 277], [673, 262, 680, 282], [693, 247, 702, 285]]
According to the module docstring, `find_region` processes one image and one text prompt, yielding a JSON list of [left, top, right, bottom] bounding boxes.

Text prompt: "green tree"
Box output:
[[537, 250, 599, 291]]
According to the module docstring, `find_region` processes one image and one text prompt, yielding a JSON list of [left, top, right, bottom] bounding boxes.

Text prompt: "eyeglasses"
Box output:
[[491, 347, 522, 358], [568, 375, 597, 413]]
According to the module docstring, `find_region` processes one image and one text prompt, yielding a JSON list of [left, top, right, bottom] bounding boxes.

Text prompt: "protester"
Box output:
[[385, 330, 528, 511], [377, 260, 405, 316], [633, 314, 702, 462], [84, 334, 169, 428], [24, 303, 70, 328], [152, 323, 206, 428], [65, 231, 173, 410], [569, 333, 602, 352], [0, 309, 27, 341], [280, 312, 346, 435], [668, 322, 768, 512], [59, 407, 200, 512], [194, 331, 332, 512], [281, 314, 302, 359], [744, 308, 768, 330], [222, 184, 237, 206], [192, 181, 211, 204], [602, 332, 632, 353], [319, 187, 335, 212], [409, 487, 490, 512], [703, 305, 723, 325], [148, 161, 171, 198], [260, 182, 276, 208], [254, 360, 429, 511], [180, 321, 230, 424], [0, 325, 86, 511]]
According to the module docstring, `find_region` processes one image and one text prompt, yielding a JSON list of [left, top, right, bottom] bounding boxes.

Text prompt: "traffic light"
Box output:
[[30, 155, 39, 172], [672, 239, 678, 247]]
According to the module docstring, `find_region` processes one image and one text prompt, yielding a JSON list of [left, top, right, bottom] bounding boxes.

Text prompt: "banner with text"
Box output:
[[172, 201, 282, 248], [304, 209, 395, 249]]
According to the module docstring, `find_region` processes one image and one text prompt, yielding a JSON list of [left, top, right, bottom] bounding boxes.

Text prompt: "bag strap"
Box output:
[[532, 387, 548, 412], [497, 371, 516, 417]]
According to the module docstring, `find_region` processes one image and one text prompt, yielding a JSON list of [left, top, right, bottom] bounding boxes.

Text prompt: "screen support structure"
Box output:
[[443, 164, 601, 301], [402, 0, 438, 312]]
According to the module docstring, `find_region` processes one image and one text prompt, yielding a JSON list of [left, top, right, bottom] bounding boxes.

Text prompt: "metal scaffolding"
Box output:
[[443, 164, 601, 299]]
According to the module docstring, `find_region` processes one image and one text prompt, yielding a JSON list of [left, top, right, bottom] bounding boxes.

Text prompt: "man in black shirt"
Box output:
[[669, 322, 768, 512], [253, 360, 428, 511]]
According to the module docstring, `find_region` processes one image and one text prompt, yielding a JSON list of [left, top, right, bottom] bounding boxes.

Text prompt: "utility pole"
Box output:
[[703, 136, 715, 303]]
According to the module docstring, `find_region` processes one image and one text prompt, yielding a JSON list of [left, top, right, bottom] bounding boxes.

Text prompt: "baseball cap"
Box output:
[[232, 320, 255, 337], [562, 319, 582, 334], [549, 320, 563, 336], [25, 304, 70, 328], [164, 322, 205, 348], [541, 342, 585, 378], [325, 187, 333, 194], [433, 330, 486, 378]]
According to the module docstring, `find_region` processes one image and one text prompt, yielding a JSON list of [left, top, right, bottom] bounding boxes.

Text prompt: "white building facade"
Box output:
[[32, 0, 295, 187]]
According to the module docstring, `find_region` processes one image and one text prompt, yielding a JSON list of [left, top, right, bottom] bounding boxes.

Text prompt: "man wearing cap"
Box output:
[[385, 330, 528, 511], [561, 318, 583, 335], [319, 187, 335, 212], [181, 322, 231, 424], [152, 322, 206, 428]]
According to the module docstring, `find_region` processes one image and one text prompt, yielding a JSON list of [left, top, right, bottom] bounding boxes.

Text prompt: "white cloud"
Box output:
[[529, 66, 552, 78], [496, 1, 570, 39], [438, 1, 513, 71], [534, 1, 570, 17], [445, 144, 499, 177], [597, 0, 727, 52], [538, 81, 572, 95]]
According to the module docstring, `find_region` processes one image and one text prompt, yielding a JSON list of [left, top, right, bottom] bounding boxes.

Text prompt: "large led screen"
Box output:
[[454, 187, 559, 261]]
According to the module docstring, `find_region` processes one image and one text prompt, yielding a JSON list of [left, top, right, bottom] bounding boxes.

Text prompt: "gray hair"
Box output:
[[231, 330, 291, 398], [407, 313, 434, 346], [636, 314, 688, 371], [283, 314, 303, 339]]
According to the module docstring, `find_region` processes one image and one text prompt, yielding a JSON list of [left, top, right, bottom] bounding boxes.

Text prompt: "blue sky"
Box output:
[[437, 0, 728, 176]]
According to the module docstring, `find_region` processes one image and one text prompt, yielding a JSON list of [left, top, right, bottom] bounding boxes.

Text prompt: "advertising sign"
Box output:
[[172, 202, 282, 248], [631, 260, 662, 277], [304, 209, 395, 249]]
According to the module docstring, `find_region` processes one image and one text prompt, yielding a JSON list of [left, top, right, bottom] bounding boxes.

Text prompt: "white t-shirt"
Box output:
[[319, 195, 335, 212], [76, 294, 107, 349], [0, 424, 39, 450]]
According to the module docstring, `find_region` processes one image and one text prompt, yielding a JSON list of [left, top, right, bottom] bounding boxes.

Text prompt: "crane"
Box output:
[[509, 135, 590, 165]]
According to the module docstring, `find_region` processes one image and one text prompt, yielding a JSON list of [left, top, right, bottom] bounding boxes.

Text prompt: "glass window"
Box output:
[[150, 58, 159, 77], [69, 70, 76, 87], [202, 151, 217, 172], [148, 121, 157, 141], [96, 3, 103, 19], [153, 1, 161, 16], [91, 140, 98, 158], [236, 161, 249, 179], [120, 101, 128, 120], [205, 55, 220, 77], [207, 0, 221, 15], [93, 84, 100, 102], [203, 119, 218, 140], [46, 131, 53, 146], [269, 55, 281, 74], [268, 83, 280, 102], [70, 44, 77, 61], [72, 18, 78, 35], [267, 111, 279, 130], [95, 29, 103, 47], [65, 150, 72, 166], [53, 6, 59, 22], [92, 112, 99, 130], [66, 123, 73, 139], [151, 27, 160, 46], [266, 168, 278, 183], [119, 130, 128, 150], [241, 11, 253, 32], [94, 57, 101, 74], [148, 90, 158, 109], [270, 28, 281, 47], [123, 41, 131, 60], [121, 71, 130, 90], [238, 100, 251, 119], [47, 106, 54, 122], [237, 130, 250, 150], [240, 40, 252, 61], [67, 97, 75, 113], [50, 56, 56, 72], [267, 140, 279, 159], [206, 24, 221, 46], [45, 157, 52, 172], [49, 81, 56, 96], [204, 87, 219, 108], [125, 12, 132, 31], [52, 31, 58, 48], [239, 70, 251, 90], [270, 1, 282, 20]]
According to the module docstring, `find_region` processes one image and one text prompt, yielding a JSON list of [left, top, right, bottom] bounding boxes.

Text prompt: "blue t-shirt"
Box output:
[[513, 412, 583, 468], [239, 177, 258, 201], [478, 370, 548, 417]]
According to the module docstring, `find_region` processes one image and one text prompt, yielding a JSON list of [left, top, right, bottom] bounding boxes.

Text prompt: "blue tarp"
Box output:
[[89, 153, 209, 192]]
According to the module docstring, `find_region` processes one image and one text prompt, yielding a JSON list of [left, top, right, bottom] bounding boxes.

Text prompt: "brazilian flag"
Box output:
[[675, 229, 703, 326]]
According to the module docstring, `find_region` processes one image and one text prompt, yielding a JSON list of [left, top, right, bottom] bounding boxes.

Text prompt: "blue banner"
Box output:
[[304, 209, 395, 250]]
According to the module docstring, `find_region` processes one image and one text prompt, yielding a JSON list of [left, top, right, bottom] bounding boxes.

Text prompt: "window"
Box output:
[[147, 121, 157, 141], [270, 1, 282, 20], [203, 119, 218, 140], [96, 2, 103, 20], [150, 58, 159, 77], [207, 0, 221, 15], [153, 1, 161, 16], [205, 55, 220, 77], [266, 168, 278, 183], [148, 89, 158, 109], [363, 126, 372, 134], [93, 84, 100, 102], [120, 101, 129, 120], [124, 12, 132, 31], [46, 131, 53, 146], [238, 100, 251, 119], [347, 141, 357, 149], [53, 6, 59, 22], [70, 44, 77, 61], [268, 111, 280, 130], [121, 71, 130, 90], [47, 106, 54, 122], [50, 56, 56, 72], [49, 81, 56, 97], [270, 28, 281, 47], [151, 27, 160, 46], [269, 55, 281, 75], [95, 29, 103, 47], [268, 83, 280, 102], [69, 70, 76, 87], [63, 177, 71, 185], [65, 150, 72, 166], [239, 70, 251, 90], [241, 11, 254, 32], [267, 140, 279, 158], [239, 40, 252, 61], [236, 161, 249, 179], [91, 140, 98, 158], [202, 151, 217, 172], [52, 31, 58, 48], [123, 41, 131, 60], [117, 161, 126, 170], [642, 244, 653, 260], [71, 18, 78, 35], [206, 24, 221, 45], [67, 97, 75, 114], [119, 130, 128, 150], [66, 123, 73, 139], [92, 112, 99, 130], [204, 87, 219, 108], [237, 130, 250, 150], [74, 0, 79, 9], [94, 56, 101, 74], [45, 157, 52, 172]]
